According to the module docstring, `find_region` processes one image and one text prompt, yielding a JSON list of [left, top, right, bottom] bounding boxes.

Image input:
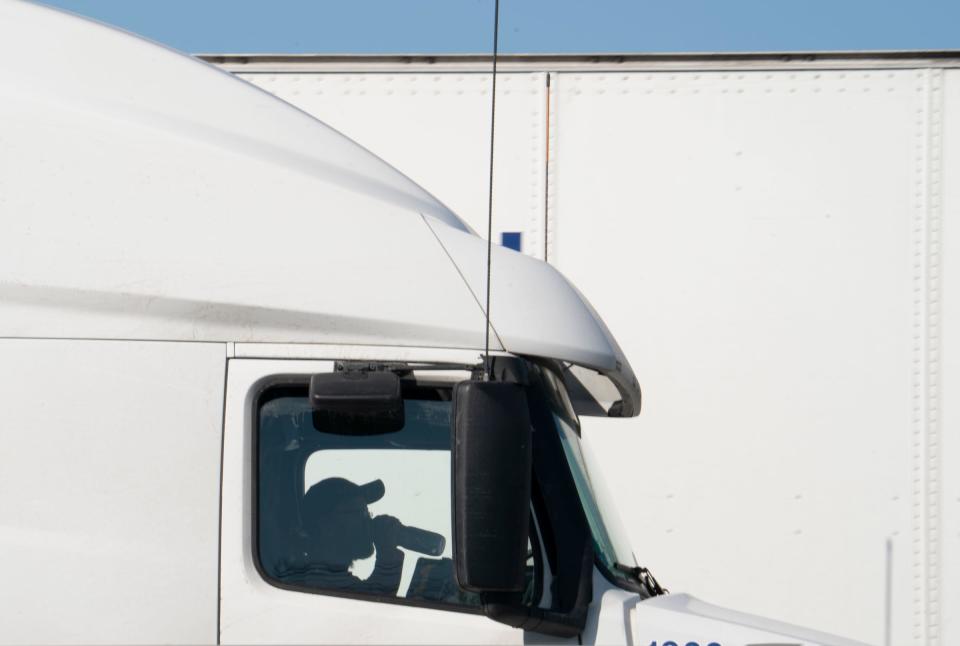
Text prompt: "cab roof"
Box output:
[[0, 1, 640, 415]]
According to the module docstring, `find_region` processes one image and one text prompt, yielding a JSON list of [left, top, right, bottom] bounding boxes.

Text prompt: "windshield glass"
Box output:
[[534, 366, 638, 581]]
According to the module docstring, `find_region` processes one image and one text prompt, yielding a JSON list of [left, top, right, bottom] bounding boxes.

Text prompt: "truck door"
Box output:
[[220, 358, 539, 644]]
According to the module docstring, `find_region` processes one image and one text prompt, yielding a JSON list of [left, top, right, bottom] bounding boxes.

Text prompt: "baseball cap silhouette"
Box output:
[[303, 477, 385, 519]]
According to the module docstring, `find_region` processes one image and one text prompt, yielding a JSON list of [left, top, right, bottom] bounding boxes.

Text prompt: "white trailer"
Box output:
[[198, 49, 960, 646]]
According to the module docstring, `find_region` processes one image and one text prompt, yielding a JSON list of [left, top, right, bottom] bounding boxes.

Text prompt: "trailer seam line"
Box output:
[[545, 73, 558, 264], [530, 72, 545, 261], [911, 69, 927, 646], [543, 72, 551, 262], [924, 67, 944, 646], [215, 345, 229, 644]]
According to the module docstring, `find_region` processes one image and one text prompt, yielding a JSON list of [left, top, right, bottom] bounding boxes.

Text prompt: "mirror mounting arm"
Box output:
[[481, 543, 594, 638], [482, 603, 586, 638]]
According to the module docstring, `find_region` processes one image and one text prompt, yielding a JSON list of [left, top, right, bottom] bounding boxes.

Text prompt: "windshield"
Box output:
[[534, 366, 639, 583]]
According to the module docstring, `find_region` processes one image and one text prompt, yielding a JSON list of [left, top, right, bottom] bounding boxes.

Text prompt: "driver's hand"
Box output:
[[370, 514, 402, 550]]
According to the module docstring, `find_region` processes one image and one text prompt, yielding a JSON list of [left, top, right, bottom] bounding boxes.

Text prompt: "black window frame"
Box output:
[[250, 374, 543, 615]]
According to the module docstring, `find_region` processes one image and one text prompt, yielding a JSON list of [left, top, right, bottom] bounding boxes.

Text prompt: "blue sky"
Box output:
[[39, 0, 960, 54]]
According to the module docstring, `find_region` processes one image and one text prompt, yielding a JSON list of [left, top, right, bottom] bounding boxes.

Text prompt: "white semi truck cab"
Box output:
[[0, 2, 867, 644]]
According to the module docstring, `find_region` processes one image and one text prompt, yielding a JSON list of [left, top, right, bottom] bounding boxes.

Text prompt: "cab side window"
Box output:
[[255, 381, 538, 611]]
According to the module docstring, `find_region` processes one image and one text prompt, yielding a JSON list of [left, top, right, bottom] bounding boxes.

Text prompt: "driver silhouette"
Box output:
[[279, 477, 405, 595]]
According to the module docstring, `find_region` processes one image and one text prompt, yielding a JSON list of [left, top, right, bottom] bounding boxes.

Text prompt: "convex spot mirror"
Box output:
[[452, 380, 532, 592], [310, 371, 404, 435]]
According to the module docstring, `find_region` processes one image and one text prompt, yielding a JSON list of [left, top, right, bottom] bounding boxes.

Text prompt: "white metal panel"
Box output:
[[551, 69, 926, 645], [220, 357, 525, 644], [0, 339, 225, 644], [938, 69, 960, 646], [240, 71, 549, 257]]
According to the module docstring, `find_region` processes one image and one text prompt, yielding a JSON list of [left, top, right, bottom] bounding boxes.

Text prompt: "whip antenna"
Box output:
[[482, 0, 500, 381]]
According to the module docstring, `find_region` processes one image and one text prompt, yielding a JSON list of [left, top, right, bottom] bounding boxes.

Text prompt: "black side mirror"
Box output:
[[310, 371, 404, 434], [451, 380, 532, 592]]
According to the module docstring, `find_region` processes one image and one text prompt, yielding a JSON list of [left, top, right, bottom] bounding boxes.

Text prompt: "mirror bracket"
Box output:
[[482, 543, 594, 638]]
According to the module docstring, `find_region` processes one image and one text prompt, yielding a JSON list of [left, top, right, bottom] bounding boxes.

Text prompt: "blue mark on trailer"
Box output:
[[501, 231, 522, 252]]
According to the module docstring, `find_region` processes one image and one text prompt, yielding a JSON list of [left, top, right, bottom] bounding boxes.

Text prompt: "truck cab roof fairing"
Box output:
[[424, 221, 641, 417], [0, 1, 468, 234], [0, 0, 641, 417]]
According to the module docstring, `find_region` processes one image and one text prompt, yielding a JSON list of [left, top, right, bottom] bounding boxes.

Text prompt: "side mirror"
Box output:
[[310, 371, 404, 434], [451, 380, 532, 592]]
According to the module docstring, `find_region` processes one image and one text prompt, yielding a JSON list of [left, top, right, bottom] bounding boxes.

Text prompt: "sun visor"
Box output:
[[424, 218, 641, 417]]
